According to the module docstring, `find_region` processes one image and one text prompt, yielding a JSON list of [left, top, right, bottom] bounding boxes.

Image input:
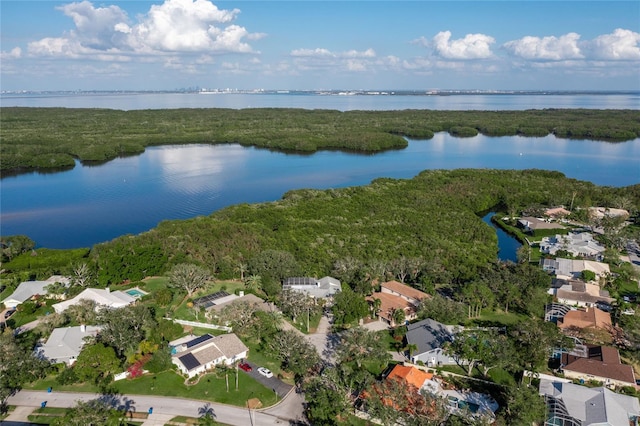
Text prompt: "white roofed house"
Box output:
[[52, 287, 136, 313], [539, 232, 606, 261], [170, 333, 249, 379], [35, 325, 101, 365], [539, 379, 640, 426], [282, 276, 342, 299], [1, 276, 70, 309]]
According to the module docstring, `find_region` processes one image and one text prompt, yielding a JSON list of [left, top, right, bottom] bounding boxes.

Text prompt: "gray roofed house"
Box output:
[[405, 318, 460, 366], [36, 325, 101, 365], [539, 379, 640, 426], [541, 258, 610, 281], [540, 232, 605, 261], [2, 275, 70, 309], [518, 216, 565, 233], [551, 279, 615, 308], [171, 333, 249, 378], [282, 276, 342, 299]]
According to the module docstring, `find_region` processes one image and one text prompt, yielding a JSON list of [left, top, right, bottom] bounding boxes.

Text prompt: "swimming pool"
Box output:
[[125, 288, 148, 298]]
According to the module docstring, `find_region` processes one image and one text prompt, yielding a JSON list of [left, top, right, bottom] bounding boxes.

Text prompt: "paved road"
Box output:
[[241, 361, 294, 398], [5, 390, 305, 426]]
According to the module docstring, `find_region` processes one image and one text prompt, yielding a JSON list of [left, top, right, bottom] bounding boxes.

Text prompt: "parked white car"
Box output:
[[257, 367, 273, 378]]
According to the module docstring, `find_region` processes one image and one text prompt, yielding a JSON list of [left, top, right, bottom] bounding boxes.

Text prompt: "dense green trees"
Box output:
[[2, 108, 638, 175]]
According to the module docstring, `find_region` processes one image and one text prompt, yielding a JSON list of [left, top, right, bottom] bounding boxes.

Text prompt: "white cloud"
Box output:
[[24, 0, 262, 59], [503, 33, 583, 60], [0, 47, 22, 59], [290, 47, 376, 59], [432, 31, 495, 60], [585, 28, 640, 60]]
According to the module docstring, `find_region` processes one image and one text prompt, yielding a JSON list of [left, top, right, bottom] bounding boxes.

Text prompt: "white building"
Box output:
[[2, 276, 69, 309], [171, 333, 249, 379], [36, 325, 101, 365], [52, 288, 136, 313]]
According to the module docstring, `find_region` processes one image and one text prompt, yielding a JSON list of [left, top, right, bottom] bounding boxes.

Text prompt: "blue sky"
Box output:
[[1, 1, 639, 91]]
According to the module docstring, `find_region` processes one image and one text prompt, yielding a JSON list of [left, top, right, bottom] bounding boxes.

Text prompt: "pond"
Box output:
[[482, 213, 522, 263]]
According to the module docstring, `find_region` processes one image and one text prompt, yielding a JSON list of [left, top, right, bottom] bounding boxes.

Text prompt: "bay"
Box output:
[[1, 132, 639, 249], [2, 91, 639, 111]]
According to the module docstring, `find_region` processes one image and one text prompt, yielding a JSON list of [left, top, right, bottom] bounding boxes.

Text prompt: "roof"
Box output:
[[545, 207, 571, 218], [172, 333, 248, 372], [207, 293, 269, 313], [519, 216, 565, 231], [539, 379, 640, 425], [558, 307, 611, 330], [564, 358, 636, 386], [406, 318, 456, 356], [37, 325, 101, 363], [555, 281, 615, 305], [52, 288, 136, 313], [549, 258, 611, 279], [386, 364, 433, 390], [193, 291, 231, 309], [380, 281, 429, 302], [282, 276, 342, 298], [368, 292, 415, 322], [2, 276, 70, 307]]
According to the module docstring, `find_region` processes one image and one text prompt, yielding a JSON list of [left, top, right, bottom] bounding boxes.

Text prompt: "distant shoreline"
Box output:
[[2, 89, 639, 97]]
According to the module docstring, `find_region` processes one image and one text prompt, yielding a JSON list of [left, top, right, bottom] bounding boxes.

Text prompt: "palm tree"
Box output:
[[244, 274, 262, 293], [371, 297, 382, 319], [391, 307, 406, 327], [405, 343, 418, 361]]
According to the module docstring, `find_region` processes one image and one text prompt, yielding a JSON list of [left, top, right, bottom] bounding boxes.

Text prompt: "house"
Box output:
[[557, 307, 611, 331], [386, 364, 433, 389], [171, 333, 249, 378], [422, 375, 499, 421], [368, 281, 430, 326], [539, 232, 605, 261], [550, 279, 615, 308], [542, 258, 610, 282], [539, 379, 640, 426], [560, 344, 637, 389], [405, 318, 459, 366], [518, 216, 565, 233], [544, 207, 571, 219], [282, 276, 341, 299], [35, 325, 101, 365], [52, 287, 136, 313], [2, 276, 70, 309], [588, 207, 630, 221]]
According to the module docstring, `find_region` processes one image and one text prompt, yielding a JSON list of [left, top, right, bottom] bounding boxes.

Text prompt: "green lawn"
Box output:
[[113, 370, 277, 407], [468, 309, 527, 327]]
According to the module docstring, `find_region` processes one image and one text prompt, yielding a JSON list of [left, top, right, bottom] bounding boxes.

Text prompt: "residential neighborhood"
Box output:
[[1, 198, 639, 426]]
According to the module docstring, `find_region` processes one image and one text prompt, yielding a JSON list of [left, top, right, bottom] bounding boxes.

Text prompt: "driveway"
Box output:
[[241, 361, 293, 399], [6, 390, 303, 426]]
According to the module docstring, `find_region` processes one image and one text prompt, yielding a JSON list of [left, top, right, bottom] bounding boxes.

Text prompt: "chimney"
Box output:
[[239, 290, 244, 297], [105, 287, 110, 293], [80, 324, 86, 333]]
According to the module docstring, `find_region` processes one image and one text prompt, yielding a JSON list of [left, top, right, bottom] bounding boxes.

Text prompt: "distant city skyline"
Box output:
[[1, 1, 639, 92]]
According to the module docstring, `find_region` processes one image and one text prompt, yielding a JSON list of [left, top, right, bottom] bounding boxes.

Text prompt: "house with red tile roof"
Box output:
[[367, 281, 430, 326], [557, 307, 611, 331], [561, 345, 637, 389]]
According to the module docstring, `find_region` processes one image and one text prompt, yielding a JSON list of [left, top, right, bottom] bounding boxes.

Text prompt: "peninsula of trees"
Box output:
[[1, 107, 639, 175]]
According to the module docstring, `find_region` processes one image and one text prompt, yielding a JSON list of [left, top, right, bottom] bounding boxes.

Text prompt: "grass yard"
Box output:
[[113, 370, 278, 407], [469, 309, 527, 327]]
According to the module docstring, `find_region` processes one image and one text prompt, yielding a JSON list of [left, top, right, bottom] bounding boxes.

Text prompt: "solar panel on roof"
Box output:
[[186, 334, 213, 348], [192, 291, 230, 308], [179, 353, 200, 371]]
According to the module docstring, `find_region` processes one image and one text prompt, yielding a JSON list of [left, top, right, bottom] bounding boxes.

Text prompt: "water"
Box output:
[[482, 213, 521, 263], [2, 133, 638, 249], [1, 91, 639, 111], [1, 92, 639, 249]]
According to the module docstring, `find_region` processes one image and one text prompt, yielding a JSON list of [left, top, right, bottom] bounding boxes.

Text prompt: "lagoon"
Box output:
[[1, 133, 638, 249]]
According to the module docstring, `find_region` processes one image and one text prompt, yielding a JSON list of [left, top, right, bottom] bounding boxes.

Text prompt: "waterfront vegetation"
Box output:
[[2, 167, 639, 424], [1, 107, 639, 174]]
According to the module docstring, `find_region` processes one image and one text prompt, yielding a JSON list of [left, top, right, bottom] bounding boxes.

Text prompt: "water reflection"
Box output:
[[1, 134, 638, 249]]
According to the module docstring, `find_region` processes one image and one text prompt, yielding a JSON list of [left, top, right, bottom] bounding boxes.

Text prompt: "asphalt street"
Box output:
[[5, 389, 305, 426]]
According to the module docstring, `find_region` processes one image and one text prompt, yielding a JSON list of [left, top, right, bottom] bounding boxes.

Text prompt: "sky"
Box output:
[[1, 0, 639, 91]]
